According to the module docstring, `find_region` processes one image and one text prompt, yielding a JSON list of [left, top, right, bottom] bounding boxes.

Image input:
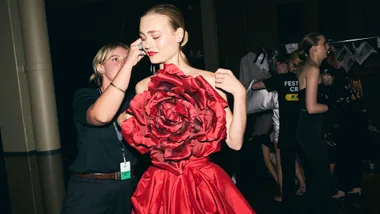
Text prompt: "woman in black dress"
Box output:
[[297, 32, 331, 214]]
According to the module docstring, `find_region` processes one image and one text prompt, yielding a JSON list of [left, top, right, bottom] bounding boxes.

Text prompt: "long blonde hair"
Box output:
[[90, 42, 129, 86]]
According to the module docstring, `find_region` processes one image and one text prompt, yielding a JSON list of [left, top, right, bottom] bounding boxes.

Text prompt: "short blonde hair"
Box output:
[[90, 42, 130, 86], [289, 50, 301, 63]]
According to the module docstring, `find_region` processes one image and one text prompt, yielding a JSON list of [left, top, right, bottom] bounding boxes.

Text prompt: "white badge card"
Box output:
[[120, 161, 131, 180]]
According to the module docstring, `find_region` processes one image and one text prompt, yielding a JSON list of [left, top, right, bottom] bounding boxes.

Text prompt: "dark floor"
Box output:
[[211, 140, 380, 214], [1, 135, 379, 214], [237, 170, 380, 214], [50, 133, 380, 214]]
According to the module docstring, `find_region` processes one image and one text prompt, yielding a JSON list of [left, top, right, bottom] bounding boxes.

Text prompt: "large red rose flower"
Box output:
[[121, 64, 228, 175]]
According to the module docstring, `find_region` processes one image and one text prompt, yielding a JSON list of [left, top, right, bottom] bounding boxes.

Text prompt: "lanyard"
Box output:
[[98, 88, 127, 163]]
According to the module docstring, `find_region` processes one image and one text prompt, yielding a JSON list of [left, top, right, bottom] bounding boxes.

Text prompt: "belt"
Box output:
[[73, 169, 134, 180], [73, 172, 122, 180]]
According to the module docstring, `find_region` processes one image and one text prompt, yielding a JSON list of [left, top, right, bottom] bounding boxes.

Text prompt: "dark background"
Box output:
[[44, 0, 380, 183], [1, 1, 379, 213]]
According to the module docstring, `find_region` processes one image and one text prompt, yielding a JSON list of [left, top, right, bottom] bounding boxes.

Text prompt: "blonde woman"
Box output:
[[61, 41, 144, 214], [297, 33, 331, 214], [119, 4, 255, 214]]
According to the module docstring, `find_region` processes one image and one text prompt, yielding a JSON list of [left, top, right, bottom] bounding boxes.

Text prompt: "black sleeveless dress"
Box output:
[[297, 88, 325, 140], [297, 87, 331, 214]]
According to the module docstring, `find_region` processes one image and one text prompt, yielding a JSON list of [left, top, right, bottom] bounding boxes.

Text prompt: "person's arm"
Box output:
[[350, 79, 364, 97], [328, 45, 341, 70], [251, 81, 266, 90], [215, 69, 246, 151], [117, 76, 150, 126], [87, 39, 145, 126], [262, 145, 278, 182], [305, 66, 328, 114], [86, 63, 134, 125], [251, 75, 281, 91]]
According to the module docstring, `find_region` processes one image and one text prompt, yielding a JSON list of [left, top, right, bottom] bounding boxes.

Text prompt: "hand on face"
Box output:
[[215, 68, 245, 96], [125, 38, 146, 67], [100, 46, 129, 82]]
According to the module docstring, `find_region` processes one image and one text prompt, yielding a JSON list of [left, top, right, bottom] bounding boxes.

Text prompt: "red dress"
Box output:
[[121, 64, 255, 214]]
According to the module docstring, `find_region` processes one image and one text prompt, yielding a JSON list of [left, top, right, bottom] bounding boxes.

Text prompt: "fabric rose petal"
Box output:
[[121, 64, 228, 175], [121, 64, 256, 214]]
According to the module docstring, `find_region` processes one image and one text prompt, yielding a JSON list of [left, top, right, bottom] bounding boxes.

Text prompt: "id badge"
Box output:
[[120, 161, 131, 180]]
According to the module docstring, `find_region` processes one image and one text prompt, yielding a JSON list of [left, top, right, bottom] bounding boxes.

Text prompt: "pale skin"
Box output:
[[117, 14, 246, 150], [85, 42, 146, 126], [299, 36, 363, 198], [320, 65, 362, 197], [298, 36, 329, 114], [251, 61, 289, 90], [250, 61, 306, 199]]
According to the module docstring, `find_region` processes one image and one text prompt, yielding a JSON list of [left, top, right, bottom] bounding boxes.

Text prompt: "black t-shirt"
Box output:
[[263, 72, 299, 146], [69, 88, 137, 173]]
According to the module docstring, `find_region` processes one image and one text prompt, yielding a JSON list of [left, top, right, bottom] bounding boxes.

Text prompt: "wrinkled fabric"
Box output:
[[272, 109, 280, 144], [240, 53, 277, 139], [239, 52, 269, 87], [246, 79, 279, 114], [122, 64, 255, 214]]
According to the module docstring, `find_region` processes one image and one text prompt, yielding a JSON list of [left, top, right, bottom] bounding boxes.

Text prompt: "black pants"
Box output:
[[61, 175, 137, 214], [336, 113, 367, 192], [336, 142, 362, 192], [297, 111, 331, 214], [280, 142, 300, 214]]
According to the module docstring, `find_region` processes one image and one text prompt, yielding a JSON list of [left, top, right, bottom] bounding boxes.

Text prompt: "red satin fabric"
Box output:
[[122, 64, 255, 214]]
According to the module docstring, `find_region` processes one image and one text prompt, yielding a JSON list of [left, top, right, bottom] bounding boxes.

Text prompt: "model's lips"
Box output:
[[148, 52, 158, 56]]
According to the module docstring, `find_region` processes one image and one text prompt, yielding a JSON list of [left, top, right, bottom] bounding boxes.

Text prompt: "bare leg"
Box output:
[[347, 188, 362, 194], [330, 163, 335, 175], [295, 160, 306, 186], [295, 160, 306, 195], [274, 144, 282, 202], [332, 190, 345, 199], [262, 145, 278, 183]]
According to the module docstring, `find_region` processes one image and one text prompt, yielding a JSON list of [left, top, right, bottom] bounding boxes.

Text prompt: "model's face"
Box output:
[[139, 14, 183, 64]]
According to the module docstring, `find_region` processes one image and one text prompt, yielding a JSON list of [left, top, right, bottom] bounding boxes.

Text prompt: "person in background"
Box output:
[[250, 53, 306, 211], [320, 62, 369, 201], [61, 41, 143, 214], [297, 32, 331, 214], [288, 50, 303, 72]]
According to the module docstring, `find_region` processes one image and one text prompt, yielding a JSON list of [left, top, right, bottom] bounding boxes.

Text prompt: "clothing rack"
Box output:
[[279, 36, 380, 49], [246, 36, 380, 60], [329, 36, 379, 46]]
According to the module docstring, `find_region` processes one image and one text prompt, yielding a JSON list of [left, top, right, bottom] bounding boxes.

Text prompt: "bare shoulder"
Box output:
[[135, 76, 151, 94], [194, 69, 216, 87], [304, 62, 320, 74], [196, 69, 228, 100]]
